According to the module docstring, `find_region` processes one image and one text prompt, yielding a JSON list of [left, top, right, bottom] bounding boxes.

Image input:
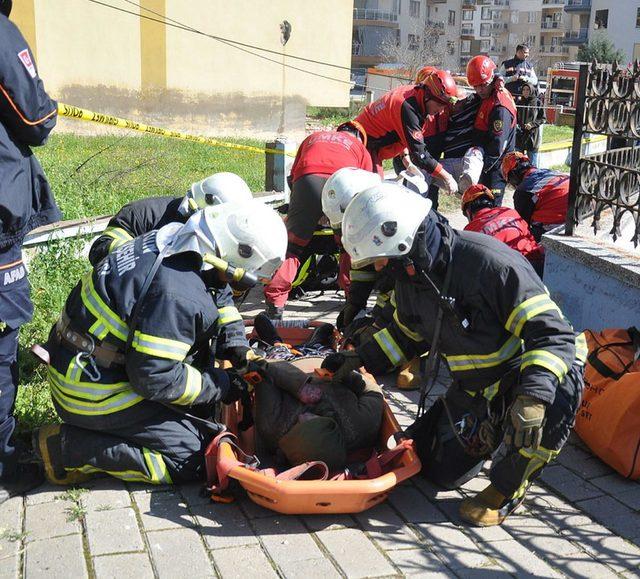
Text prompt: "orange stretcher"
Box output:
[[204, 320, 422, 515]]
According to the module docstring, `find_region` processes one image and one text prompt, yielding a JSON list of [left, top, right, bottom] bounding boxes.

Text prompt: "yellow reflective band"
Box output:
[[173, 364, 203, 406], [390, 292, 397, 307], [218, 306, 242, 325], [50, 365, 130, 401], [81, 274, 129, 342], [350, 269, 377, 282], [511, 446, 560, 500], [103, 227, 134, 252], [291, 256, 313, 288], [445, 335, 522, 372], [575, 332, 588, 364], [132, 331, 190, 362], [143, 448, 173, 484], [393, 309, 423, 342], [374, 328, 407, 367], [313, 229, 334, 236], [505, 294, 561, 337], [521, 349, 569, 381], [89, 319, 109, 341], [74, 464, 155, 483], [483, 381, 500, 401]]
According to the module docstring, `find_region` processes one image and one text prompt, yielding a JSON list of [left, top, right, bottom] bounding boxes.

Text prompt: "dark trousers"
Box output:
[[412, 364, 584, 498]]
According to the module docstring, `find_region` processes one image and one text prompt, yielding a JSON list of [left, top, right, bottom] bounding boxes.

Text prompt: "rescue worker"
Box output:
[[500, 44, 538, 97], [354, 69, 459, 195], [462, 184, 545, 277], [0, 0, 61, 503], [466, 55, 517, 205], [263, 122, 374, 319], [89, 172, 252, 265], [501, 151, 569, 242], [325, 182, 586, 526], [34, 201, 287, 485], [515, 83, 546, 167]]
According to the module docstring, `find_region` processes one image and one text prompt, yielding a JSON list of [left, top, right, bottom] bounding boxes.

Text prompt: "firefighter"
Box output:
[[263, 122, 374, 319], [354, 70, 459, 195], [89, 172, 253, 265], [0, 1, 61, 503], [502, 151, 569, 242], [466, 55, 517, 206], [325, 182, 586, 526], [34, 201, 287, 485], [461, 184, 545, 278]]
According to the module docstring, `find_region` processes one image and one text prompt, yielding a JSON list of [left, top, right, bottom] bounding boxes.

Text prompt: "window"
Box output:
[[636, 8, 640, 28], [448, 10, 456, 26], [527, 34, 536, 47], [594, 9, 608, 29], [410, 0, 420, 18], [461, 39, 471, 53], [480, 23, 491, 37], [462, 9, 474, 21], [408, 33, 419, 50], [511, 11, 519, 24], [528, 12, 536, 24], [447, 41, 455, 55], [480, 39, 491, 52], [481, 7, 492, 20]]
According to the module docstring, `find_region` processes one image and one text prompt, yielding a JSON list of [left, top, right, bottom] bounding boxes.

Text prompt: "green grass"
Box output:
[[541, 124, 574, 143], [306, 103, 365, 127]]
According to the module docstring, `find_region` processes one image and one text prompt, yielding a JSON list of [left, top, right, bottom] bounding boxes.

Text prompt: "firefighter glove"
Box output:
[[321, 351, 363, 382], [504, 395, 546, 449], [221, 370, 252, 404], [435, 169, 459, 196], [337, 304, 363, 332], [226, 346, 264, 374]]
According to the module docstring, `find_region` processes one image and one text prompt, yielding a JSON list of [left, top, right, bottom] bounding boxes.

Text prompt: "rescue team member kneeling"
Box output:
[[325, 182, 587, 526], [34, 201, 287, 485], [89, 172, 253, 266]]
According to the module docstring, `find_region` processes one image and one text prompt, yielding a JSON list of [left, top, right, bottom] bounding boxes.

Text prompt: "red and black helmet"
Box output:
[[422, 69, 459, 106], [501, 151, 531, 182], [461, 184, 494, 213], [415, 65, 438, 84]]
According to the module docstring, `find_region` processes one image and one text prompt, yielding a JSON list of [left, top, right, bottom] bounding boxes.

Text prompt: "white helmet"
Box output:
[[342, 182, 432, 269], [189, 172, 252, 208], [204, 200, 287, 281], [321, 168, 381, 229]]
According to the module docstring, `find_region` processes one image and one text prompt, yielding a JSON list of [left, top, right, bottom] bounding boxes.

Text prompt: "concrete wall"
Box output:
[[11, 0, 353, 138], [589, 0, 640, 65]]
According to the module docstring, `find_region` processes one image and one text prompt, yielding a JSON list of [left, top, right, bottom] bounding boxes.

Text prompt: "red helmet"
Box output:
[[336, 120, 367, 148], [461, 184, 494, 212], [415, 65, 437, 84], [466, 55, 497, 86], [501, 151, 530, 182], [423, 69, 459, 106]]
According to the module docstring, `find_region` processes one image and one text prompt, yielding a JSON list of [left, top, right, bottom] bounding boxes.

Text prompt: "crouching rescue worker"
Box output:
[[35, 201, 287, 485], [89, 172, 253, 265], [263, 122, 374, 319], [502, 152, 569, 242], [325, 182, 587, 526], [462, 184, 545, 277]]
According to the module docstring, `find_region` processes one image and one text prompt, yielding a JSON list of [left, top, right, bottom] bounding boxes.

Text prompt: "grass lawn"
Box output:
[[541, 124, 574, 143]]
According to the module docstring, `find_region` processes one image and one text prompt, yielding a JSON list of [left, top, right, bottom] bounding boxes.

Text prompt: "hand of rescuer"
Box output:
[[220, 369, 253, 404], [431, 164, 459, 196], [503, 395, 546, 449], [321, 350, 364, 383], [225, 345, 264, 374]]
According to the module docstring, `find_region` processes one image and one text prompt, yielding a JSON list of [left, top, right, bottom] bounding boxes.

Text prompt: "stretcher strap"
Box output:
[[363, 439, 414, 479]]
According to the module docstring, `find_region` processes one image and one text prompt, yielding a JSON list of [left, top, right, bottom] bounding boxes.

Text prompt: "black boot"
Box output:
[[264, 303, 284, 321], [0, 462, 44, 504], [254, 312, 283, 345], [303, 323, 335, 348]]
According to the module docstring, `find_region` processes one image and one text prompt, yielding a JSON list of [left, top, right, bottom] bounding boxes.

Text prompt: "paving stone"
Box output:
[[459, 477, 492, 494], [24, 533, 87, 579], [591, 474, 640, 496], [506, 514, 583, 558], [133, 488, 193, 531], [253, 516, 324, 565], [463, 523, 514, 543], [148, 528, 214, 577], [539, 465, 604, 502], [417, 522, 492, 571], [616, 487, 640, 511], [355, 502, 422, 551], [301, 513, 356, 532], [412, 477, 465, 502], [85, 507, 144, 556], [388, 485, 447, 523], [24, 483, 63, 506], [477, 538, 562, 577], [386, 547, 454, 577], [527, 493, 594, 529], [93, 553, 154, 579], [239, 497, 279, 520], [179, 482, 213, 507], [83, 479, 130, 512], [558, 446, 615, 479], [0, 536, 20, 579], [277, 557, 341, 579], [192, 501, 258, 550], [455, 565, 514, 579], [211, 544, 278, 578], [24, 499, 81, 541], [577, 495, 640, 539], [0, 496, 21, 530], [316, 528, 396, 578], [552, 553, 619, 578]]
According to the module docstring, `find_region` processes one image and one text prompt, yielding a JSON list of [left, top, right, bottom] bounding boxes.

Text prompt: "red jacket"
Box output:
[[464, 206, 544, 264], [514, 168, 569, 226], [290, 131, 372, 183]]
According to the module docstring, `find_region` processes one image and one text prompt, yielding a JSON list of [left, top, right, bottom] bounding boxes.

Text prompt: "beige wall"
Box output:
[[11, 0, 353, 137]]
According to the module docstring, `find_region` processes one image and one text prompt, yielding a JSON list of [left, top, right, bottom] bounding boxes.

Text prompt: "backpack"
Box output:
[[290, 228, 340, 297], [575, 327, 640, 479]]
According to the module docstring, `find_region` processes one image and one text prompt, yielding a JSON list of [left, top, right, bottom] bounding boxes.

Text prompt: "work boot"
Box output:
[[254, 312, 283, 345], [396, 357, 422, 390], [303, 323, 335, 348], [32, 425, 93, 485], [459, 483, 525, 527], [0, 463, 44, 504], [264, 303, 284, 321]]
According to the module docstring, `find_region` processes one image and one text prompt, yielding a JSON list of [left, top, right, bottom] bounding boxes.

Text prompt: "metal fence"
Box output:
[[566, 61, 640, 246]]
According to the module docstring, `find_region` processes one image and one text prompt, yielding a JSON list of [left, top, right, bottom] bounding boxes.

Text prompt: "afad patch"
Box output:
[[493, 119, 504, 133], [18, 49, 37, 78], [411, 129, 423, 141]]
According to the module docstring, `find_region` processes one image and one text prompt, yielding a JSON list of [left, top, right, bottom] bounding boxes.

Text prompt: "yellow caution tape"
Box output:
[[57, 103, 296, 157]]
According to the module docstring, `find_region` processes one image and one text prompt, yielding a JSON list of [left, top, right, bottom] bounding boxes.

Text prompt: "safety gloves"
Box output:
[[504, 395, 546, 449], [336, 304, 364, 332], [432, 165, 459, 196], [321, 350, 363, 382], [226, 346, 264, 374], [221, 370, 253, 404]]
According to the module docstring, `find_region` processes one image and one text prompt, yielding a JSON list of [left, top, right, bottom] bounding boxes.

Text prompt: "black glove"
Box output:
[[225, 346, 263, 374], [221, 370, 251, 404], [321, 351, 363, 382], [336, 304, 364, 332]]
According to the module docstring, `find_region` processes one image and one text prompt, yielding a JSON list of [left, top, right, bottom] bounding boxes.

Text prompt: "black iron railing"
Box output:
[[566, 61, 640, 246]]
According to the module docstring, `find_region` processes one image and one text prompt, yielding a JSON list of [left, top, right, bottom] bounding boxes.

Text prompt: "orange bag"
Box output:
[[575, 327, 640, 479]]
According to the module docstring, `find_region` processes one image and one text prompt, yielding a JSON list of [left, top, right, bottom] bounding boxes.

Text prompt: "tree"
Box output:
[[577, 33, 626, 65]]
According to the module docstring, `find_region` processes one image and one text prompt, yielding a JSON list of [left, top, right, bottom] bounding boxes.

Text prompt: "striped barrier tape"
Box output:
[[57, 103, 296, 157]]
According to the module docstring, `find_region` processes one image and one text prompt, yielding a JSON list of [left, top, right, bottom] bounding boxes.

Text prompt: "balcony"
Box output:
[[461, 27, 476, 38], [428, 0, 448, 4], [565, 0, 590, 11], [538, 44, 570, 54], [462, 1, 477, 9], [427, 20, 446, 34], [352, 8, 398, 23], [491, 0, 510, 8], [542, 0, 565, 6], [563, 28, 588, 44], [491, 22, 508, 30], [541, 20, 564, 29]]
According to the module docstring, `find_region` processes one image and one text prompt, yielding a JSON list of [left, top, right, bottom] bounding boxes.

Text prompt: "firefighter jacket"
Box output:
[[473, 88, 517, 191], [355, 84, 444, 174], [464, 206, 545, 266], [500, 57, 538, 96], [514, 168, 569, 227], [46, 230, 247, 429], [357, 222, 586, 405], [515, 90, 546, 152], [0, 14, 61, 248], [289, 131, 372, 184]]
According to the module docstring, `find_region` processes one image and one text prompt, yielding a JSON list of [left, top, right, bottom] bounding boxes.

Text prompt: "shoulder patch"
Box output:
[[18, 49, 37, 78], [493, 119, 504, 133], [410, 129, 423, 141]]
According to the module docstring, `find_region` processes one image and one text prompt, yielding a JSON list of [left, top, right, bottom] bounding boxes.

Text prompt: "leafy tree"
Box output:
[[577, 33, 626, 65]]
